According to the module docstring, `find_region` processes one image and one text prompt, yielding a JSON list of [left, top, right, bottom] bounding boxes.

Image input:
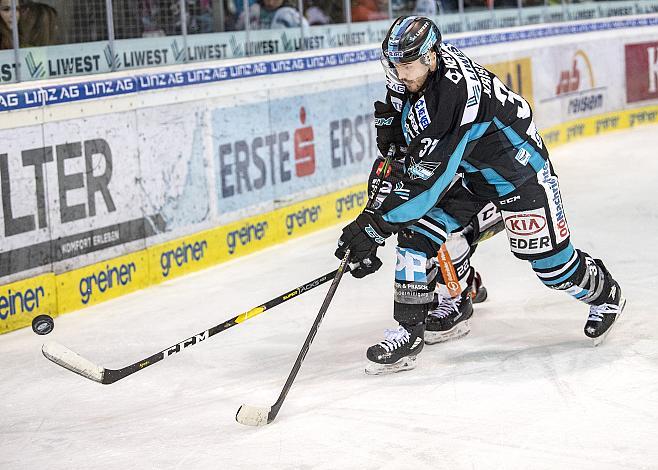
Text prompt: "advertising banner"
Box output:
[[57, 250, 149, 313], [533, 40, 624, 129], [626, 41, 658, 103], [485, 57, 535, 109], [211, 83, 377, 218], [17, 41, 111, 83], [0, 113, 154, 279]]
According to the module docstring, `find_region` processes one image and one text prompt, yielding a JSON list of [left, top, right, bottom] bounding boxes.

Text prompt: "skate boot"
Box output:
[[584, 279, 626, 346], [470, 270, 488, 304], [365, 323, 425, 375], [425, 290, 473, 345]]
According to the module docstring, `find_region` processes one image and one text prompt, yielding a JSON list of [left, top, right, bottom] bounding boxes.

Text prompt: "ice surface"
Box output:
[[1, 126, 657, 469]]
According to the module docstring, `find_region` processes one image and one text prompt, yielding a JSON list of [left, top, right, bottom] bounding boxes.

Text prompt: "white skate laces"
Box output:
[[430, 295, 461, 319], [587, 302, 621, 322], [377, 326, 410, 352]]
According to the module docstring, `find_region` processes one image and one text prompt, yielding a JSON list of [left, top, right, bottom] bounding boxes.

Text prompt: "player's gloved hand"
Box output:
[[335, 209, 391, 264], [349, 255, 383, 279], [374, 100, 406, 158]]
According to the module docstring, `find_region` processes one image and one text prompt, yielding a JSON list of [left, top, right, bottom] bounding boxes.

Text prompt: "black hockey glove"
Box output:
[[335, 209, 391, 265], [349, 255, 383, 279], [374, 101, 406, 158]]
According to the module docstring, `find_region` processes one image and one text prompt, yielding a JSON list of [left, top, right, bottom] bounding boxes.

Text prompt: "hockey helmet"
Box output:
[[382, 16, 441, 65]]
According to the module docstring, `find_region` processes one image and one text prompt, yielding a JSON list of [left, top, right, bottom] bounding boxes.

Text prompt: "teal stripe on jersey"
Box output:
[[541, 261, 580, 286], [383, 121, 492, 225], [383, 128, 471, 224], [531, 243, 575, 270], [402, 101, 411, 145], [493, 117, 546, 173], [460, 160, 515, 196], [425, 207, 462, 233]]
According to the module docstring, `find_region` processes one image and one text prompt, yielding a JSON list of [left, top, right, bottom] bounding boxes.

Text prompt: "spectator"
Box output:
[[236, 0, 308, 30], [351, 0, 389, 22], [0, 0, 23, 49], [188, 0, 214, 33], [20, 1, 59, 46], [304, 0, 344, 25]]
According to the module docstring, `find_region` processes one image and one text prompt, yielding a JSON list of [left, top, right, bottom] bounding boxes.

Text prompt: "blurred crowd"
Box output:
[[0, 0, 561, 50]]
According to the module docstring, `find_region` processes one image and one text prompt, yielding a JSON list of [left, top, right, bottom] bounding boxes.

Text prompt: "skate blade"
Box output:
[[592, 297, 627, 347], [472, 287, 488, 304], [424, 320, 471, 345], [365, 355, 418, 376]]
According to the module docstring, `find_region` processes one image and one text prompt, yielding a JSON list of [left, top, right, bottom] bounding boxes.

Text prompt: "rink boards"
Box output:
[[2, 16, 658, 333]]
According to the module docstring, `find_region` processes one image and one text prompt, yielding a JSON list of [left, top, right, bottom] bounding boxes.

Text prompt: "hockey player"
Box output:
[[356, 143, 499, 346], [335, 16, 626, 374]]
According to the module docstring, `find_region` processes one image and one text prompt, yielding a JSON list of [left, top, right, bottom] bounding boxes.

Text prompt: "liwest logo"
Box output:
[[25, 52, 46, 79], [0, 286, 45, 320], [294, 107, 315, 177], [226, 221, 268, 254], [79, 262, 136, 304], [103, 45, 122, 69], [550, 50, 604, 114], [44, 54, 102, 77], [335, 190, 366, 219], [160, 240, 208, 277], [285, 205, 321, 235]]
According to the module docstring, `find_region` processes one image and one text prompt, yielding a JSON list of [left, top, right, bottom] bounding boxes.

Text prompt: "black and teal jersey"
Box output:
[[376, 42, 549, 231]]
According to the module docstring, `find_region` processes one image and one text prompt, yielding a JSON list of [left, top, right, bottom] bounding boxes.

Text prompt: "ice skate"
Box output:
[[470, 270, 488, 304], [425, 290, 473, 345], [365, 323, 424, 375], [585, 281, 626, 347]]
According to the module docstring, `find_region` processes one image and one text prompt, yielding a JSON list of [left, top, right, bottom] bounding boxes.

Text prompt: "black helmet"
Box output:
[[382, 16, 441, 65]]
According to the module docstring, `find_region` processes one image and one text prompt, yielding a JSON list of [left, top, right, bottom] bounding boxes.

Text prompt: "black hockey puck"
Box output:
[[32, 315, 54, 335]]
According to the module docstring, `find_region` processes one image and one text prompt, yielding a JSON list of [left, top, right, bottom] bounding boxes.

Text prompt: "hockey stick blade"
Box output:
[[235, 404, 272, 426], [42, 341, 105, 383], [41, 269, 340, 384]]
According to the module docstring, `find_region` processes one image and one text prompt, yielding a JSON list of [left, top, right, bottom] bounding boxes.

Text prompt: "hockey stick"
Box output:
[[235, 144, 396, 426], [42, 269, 342, 384]]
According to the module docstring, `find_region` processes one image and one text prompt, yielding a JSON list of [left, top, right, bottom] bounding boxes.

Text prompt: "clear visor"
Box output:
[[380, 51, 404, 85]]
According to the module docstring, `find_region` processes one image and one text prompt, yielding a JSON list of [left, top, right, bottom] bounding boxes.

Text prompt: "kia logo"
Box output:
[[505, 214, 546, 235]]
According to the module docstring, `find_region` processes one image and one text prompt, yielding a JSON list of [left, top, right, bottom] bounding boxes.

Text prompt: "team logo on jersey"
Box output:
[[407, 154, 441, 180]]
